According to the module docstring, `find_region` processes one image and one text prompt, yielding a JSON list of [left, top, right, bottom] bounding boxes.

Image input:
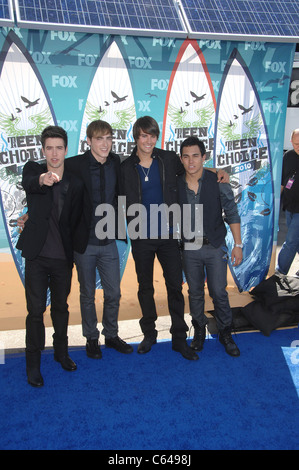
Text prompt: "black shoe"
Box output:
[[27, 368, 44, 387], [105, 336, 133, 354], [137, 336, 157, 354], [219, 329, 240, 357], [190, 325, 206, 351], [54, 353, 77, 371], [86, 339, 102, 359], [26, 351, 44, 387], [172, 341, 199, 361]]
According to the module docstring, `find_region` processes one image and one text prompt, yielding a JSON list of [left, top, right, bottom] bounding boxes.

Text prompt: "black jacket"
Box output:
[[281, 149, 299, 213], [16, 161, 84, 265], [120, 146, 184, 225], [65, 150, 122, 253]]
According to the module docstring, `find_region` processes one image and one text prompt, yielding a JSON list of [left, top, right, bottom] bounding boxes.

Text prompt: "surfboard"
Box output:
[[161, 39, 217, 282], [214, 48, 274, 292], [162, 39, 216, 165], [79, 40, 136, 288], [0, 31, 56, 289]]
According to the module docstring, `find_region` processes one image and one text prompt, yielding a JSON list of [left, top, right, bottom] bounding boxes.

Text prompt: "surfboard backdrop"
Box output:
[[0, 29, 295, 294], [162, 40, 216, 165], [214, 49, 274, 292], [162, 39, 293, 292], [78, 40, 136, 288], [0, 31, 56, 290]]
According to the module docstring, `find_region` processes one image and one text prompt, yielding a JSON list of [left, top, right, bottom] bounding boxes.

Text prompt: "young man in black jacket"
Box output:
[[17, 126, 84, 387], [65, 120, 133, 358]]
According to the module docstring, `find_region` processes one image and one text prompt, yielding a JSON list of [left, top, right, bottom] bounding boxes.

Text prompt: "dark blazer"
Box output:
[[65, 150, 122, 253], [16, 161, 84, 265]]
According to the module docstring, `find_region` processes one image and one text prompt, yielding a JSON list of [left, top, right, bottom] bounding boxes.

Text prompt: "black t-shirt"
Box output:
[[39, 182, 66, 259], [281, 149, 299, 213], [88, 151, 117, 245]]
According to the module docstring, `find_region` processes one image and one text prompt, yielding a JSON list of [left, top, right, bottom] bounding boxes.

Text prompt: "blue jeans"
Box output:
[[183, 245, 232, 331], [277, 210, 299, 275], [74, 242, 121, 340]]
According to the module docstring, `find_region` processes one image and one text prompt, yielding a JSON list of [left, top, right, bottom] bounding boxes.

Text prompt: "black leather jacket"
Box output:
[[120, 146, 184, 225]]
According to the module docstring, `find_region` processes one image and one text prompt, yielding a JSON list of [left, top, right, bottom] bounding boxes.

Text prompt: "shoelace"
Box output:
[[188, 324, 209, 342]]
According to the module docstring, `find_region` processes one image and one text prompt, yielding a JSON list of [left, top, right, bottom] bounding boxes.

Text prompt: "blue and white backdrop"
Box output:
[[0, 28, 295, 292]]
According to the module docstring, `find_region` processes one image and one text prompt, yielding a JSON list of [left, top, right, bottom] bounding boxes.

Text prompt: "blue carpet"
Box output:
[[0, 328, 298, 450]]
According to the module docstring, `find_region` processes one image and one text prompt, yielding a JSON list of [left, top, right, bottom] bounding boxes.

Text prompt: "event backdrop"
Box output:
[[0, 28, 295, 292]]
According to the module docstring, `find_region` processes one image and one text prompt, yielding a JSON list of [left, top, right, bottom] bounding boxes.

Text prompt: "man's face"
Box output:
[[43, 137, 67, 172], [136, 131, 158, 158], [291, 132, 299, 155], [180, 145, 206, 176], [87, 132, 113, 163]]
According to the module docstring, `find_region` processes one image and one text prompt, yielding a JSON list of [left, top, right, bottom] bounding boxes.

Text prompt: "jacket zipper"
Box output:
[[153, 154, 165, 199], [134, 164, 142, 203]]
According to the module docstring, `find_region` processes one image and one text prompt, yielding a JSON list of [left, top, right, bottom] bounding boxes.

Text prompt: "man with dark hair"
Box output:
[[178, 136, 242, 356], [17, 126, 84, 387], [121, 116, 228, 360]]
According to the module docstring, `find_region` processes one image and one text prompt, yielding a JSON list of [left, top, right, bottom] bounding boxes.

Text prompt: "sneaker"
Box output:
[[105, 336, 133, 354]]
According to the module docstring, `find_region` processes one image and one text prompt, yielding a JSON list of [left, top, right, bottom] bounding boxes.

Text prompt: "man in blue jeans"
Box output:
[[177, 137, 243, 357], [66, 120, 133, 358], [276, 129, 299, 276]]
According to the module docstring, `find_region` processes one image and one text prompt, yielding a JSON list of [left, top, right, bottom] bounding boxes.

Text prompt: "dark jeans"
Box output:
[[131, 238, 188, 340], [277, 210, 299, 275], [74, 242, 121, 340], [25, 256, 72, 354], [183, 245, 232, 330]]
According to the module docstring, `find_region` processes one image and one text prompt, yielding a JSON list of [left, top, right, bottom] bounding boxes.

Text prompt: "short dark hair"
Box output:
[[41, 126, 68, 149], [86, 120, 113, 139], [133, 116, 160, 141], [180, 137, 206, 157]]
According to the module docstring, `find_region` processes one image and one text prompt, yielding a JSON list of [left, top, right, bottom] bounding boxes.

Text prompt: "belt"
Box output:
[[186, 236, 209, 246]]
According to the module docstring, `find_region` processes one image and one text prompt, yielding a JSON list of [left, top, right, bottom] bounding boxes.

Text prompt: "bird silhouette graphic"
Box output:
[[111, 91, 128, 103], [21, 96, 40, 108], [190, 91, 206, 102], [238, 104, 253, 114]]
